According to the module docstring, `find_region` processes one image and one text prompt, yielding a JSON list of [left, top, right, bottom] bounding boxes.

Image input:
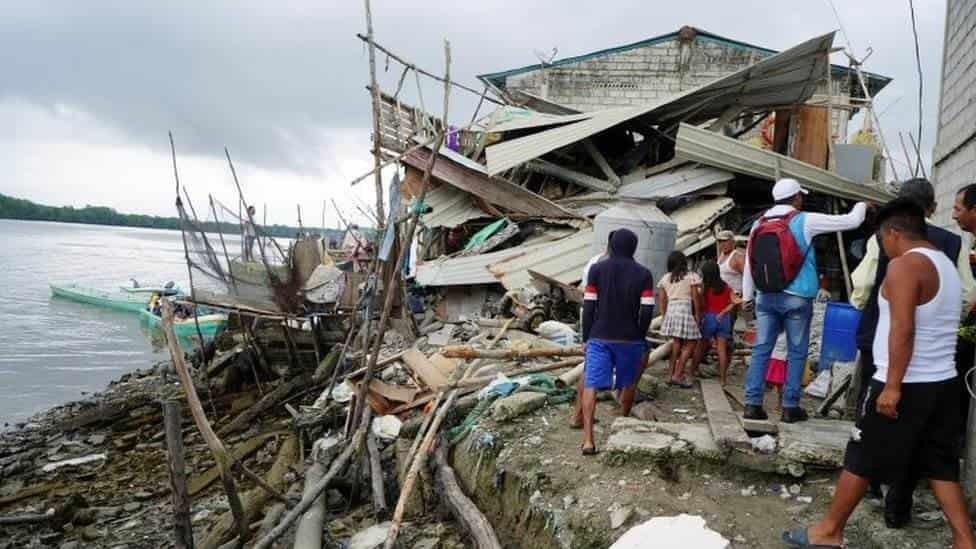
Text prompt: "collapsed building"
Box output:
[[385, 28, 893, 328]]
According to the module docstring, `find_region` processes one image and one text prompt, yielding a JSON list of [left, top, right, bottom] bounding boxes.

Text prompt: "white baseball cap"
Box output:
[[771, 178, 809, 201]]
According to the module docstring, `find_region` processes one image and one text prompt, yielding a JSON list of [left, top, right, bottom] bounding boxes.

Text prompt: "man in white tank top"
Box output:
[[716, 230, 744, 295], [785, 199, 975, 549]]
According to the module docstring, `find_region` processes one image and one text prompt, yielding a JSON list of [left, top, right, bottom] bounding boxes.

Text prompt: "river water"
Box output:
[[0, 219, 242, 423]]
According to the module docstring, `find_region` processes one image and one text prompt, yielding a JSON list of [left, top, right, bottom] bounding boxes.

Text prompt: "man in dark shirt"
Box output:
[[580, 229, 655, 455]]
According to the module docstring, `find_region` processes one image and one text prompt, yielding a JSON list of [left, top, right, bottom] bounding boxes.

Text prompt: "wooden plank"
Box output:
[[582, 139, 620, 186], [792, 105, 829, 169], [700, 379, 752, 451], [741, 418, 779, 435], [429, 353, 459, 377], [400, 348, 449, 390], [187, 431, 284, 496], [401, 147, 578, 219], [526, 159, 616, 193]]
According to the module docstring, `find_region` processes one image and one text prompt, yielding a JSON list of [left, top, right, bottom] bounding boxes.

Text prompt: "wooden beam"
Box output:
[[582, 139, 620, 186], [700, 379, 751, 452], [707, 105, 745, 132], [526, 159, 615, 192]]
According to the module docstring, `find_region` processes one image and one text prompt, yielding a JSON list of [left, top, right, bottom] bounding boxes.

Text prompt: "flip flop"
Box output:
[[581, 445, 599, 456], [676, 380, 694, 389], [781, 527, 841, 548]]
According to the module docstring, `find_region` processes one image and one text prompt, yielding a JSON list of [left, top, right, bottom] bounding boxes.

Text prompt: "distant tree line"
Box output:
[[0, 192, 348, 240]]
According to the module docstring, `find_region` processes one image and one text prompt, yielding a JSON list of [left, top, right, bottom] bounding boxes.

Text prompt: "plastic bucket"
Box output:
[[820, 302, 861, 366]]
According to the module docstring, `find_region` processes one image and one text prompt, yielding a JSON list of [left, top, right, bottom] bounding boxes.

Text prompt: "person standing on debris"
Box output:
[[243, 205, 258, 262], [579, 229, 655, 455], [693, 260, 740, 386], [741, 178, 867, 423], [657, 250, 702, 388], [717, 230, 744, 295], [784, 199, 976, 549], [849, 178, 976, 528], [571, 231, 615, 429]]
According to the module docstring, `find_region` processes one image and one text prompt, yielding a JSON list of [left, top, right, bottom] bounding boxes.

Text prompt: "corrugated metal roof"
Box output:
[[401, 147, 579, 219], [673, 122, 894, 203], [485, 32, 837, 175], [414, 232, 577, 287], [483, 106, 597, 133], [669, 197, 735, 236], [618, 165, 734, 200], [421, 185, 487, 228], [489, 228, 595, 290]]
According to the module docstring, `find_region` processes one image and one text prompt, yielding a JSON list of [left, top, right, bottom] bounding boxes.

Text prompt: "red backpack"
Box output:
[[747, 210, 808, 293]]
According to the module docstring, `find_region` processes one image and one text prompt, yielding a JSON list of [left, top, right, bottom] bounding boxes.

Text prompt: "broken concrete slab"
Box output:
[[609, 418, 723, 461], [778, 419, 853, 469]]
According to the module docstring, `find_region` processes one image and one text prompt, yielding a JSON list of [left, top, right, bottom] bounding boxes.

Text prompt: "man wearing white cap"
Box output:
[[741, 178, 868, 423]]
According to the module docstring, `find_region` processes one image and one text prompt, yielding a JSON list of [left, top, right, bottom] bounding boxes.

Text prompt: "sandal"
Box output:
[[781, 527, 841, 548], [676, 379, 694, 389], [581, 445, 599, 456]]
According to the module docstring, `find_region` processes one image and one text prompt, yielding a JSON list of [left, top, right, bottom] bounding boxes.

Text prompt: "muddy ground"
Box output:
[[0, 352, 962, 549]]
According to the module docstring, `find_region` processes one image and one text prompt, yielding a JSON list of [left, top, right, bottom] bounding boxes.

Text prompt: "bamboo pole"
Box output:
[[364, 0, 386, 227], [163, 400, 194, 549], [253, 410, 369, 549], [160, 300, 249, 545]]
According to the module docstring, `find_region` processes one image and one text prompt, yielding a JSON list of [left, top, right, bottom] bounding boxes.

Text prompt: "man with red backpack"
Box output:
[[741, 178, 867, 423]]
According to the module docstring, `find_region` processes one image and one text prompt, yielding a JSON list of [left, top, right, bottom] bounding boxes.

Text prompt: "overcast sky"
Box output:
[[1, 0, 947, 227]]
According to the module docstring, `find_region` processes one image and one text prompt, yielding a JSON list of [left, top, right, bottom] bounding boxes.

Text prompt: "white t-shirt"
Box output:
[[873, 248, 962, 384], [580, 253, 605, 289]]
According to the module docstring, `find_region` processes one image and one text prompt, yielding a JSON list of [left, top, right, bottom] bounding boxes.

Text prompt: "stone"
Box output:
[[132, 491, 153, 501], [192, 509, 211, 524], [59, 542, 81, 549], [609, 503, 633, 529], [80, 526, 102, 542], [122, 501, 142, 513], [349, 521, 392, 549], [529, 490, 544, 506], [739, 485, 756, 497], [789, 484, 802, 495], [86, 434, 107, 446], [917, 510, 943, 522], [795, 496, 813, 504], [563, 495, 576, 509], [525, 435, 543, 447], [491, 392, 547, 422], [778, 419, 854, 468]]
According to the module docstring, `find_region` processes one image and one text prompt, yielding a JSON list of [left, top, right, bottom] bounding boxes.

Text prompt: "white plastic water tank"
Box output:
[[592, 202, 677, 283]]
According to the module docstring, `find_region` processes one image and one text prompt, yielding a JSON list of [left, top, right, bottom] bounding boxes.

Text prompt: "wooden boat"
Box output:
[[120, 285, 181, 295], [138, 308, 228, 340], [50, 283, 151, 313]]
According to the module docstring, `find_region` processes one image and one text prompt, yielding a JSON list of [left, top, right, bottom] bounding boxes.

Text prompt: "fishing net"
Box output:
[[176, 194, 303, 314]]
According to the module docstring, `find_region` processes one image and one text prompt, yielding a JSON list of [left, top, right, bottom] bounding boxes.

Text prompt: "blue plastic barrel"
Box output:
[[820, 302, 862, 366]]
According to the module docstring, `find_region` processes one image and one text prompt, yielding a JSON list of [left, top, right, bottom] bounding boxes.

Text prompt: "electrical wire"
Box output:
[[908, 0, 924, 177]]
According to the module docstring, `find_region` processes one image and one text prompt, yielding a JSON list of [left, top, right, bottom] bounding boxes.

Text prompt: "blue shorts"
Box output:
[[701, 312, 732, 340], [584, 339, 645, 390]]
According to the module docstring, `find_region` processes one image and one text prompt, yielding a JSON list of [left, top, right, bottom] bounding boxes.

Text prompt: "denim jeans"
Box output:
[[744, 292, 814, 408]]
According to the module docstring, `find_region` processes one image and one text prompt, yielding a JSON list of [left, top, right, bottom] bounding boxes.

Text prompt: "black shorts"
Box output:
[[843, 377, 962, 483]]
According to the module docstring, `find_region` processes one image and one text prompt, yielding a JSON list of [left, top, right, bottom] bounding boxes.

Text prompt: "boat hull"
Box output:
[[138, 309, 228, 341], [50, 284, 148, 313]]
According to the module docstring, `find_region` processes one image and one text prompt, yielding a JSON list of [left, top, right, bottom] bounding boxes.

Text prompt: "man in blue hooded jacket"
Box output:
[[580, 229, 655, 455]]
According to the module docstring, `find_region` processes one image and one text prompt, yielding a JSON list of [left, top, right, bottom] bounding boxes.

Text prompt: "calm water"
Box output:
[[0, 219, 237, 423]]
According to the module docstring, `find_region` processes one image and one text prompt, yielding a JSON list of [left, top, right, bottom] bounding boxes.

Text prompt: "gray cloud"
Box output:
[[0, 0, 946, 179]]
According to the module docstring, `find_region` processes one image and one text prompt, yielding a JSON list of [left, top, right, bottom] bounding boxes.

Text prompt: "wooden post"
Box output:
[[163, 400, 194, 549], [160, 300, 250, 545], [364, 0, 386, 227], [366, 430, 388, 518], [833, 199, 853, 297]]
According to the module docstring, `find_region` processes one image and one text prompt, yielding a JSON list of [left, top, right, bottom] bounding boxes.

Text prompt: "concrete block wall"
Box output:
[[932, 0, 976, 228], [503, 37, 770, 111]]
